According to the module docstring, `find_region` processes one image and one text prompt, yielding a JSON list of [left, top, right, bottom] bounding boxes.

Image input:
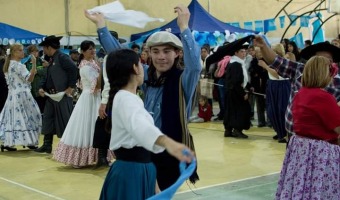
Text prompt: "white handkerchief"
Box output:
[[44, 92, 66, 102], [88, 1, 164, 28]]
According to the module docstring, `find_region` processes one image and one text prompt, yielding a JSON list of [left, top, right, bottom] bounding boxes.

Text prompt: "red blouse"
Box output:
[[292, 87, 340, 143]]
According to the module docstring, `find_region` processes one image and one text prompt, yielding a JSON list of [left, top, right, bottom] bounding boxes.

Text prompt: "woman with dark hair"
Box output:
[[100, 49, 194, 200], [287, 41, 300, 61], [280, 38, 290, 53], [53, 40, 111, 168]]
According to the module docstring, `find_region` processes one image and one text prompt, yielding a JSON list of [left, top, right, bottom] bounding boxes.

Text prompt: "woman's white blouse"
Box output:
[[109, 90, 165, 153]]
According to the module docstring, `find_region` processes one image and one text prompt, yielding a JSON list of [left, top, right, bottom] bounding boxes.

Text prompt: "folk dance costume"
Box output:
[[98, 27, 201, 190], [276, 88, 340, 200], [223, 56, 251, 137], [0, 60, 41, 147], [265, 73, 290, 141], [100, 90, 165, 200], [53, 60, 104, 167], [92, 57, 112, 167]]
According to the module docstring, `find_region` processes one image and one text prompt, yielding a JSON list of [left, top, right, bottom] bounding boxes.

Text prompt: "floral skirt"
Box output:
[[276, 135, 340, 200], [0, 90, 41, 146]]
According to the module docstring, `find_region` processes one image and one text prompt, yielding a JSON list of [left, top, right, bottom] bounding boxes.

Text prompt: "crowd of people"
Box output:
[[0, 3, 339, 199]]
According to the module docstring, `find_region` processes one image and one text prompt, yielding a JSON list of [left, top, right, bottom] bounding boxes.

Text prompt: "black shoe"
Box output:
[[278, 138, 287, 143], [273, 135, 278, 140], [23, 146, 38, 150], [257, 124, 266, 128], [224, 131, 234, 137], [233, 130, 248, 139], [1, 145, 17, 152], [93, 158, 109, 169], [34, 145, 52, 153]]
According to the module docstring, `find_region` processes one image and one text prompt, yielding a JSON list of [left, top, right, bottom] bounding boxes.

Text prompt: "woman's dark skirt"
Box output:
[[266, 79, 290, 139], [100, 148, 156, 200]]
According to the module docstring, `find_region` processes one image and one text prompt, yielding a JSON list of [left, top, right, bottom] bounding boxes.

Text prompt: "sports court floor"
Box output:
[[0, 115, 286, 200]]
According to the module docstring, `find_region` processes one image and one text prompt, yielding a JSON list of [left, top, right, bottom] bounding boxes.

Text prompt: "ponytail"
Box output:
[[104, 49, 140, 133]]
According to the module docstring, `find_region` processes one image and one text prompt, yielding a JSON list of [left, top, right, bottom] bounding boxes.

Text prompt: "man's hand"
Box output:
[[38, 89, 45, 97], [174, 4, 190, 32], [98, 104, 107, 119], [244, 93, 248, 101], [30, 54, 36, 64], [258, 60, 268, 69], [65, 87, 74, 97], [42, 60, 49, 67], [253, 35, 267, 48], [84, 10, 106, 28]]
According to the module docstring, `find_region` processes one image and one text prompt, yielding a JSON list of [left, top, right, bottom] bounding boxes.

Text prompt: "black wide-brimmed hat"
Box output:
[[205, 35, 254, 68], [69, 49, 79, 55], [300, 42, 340, 62], [39, 35, 63, 47], [109, 31, 126, 44], [96, 31, 126, 44]]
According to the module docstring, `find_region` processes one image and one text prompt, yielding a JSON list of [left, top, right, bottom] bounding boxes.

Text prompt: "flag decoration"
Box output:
[[244, 22, 253, 30], [288, 15, 298, 26], [255, 20, 264, 32], [264, 18, 277, 32]]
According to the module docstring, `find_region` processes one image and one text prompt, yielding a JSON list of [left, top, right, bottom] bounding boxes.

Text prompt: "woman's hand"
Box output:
[[157, 135, 195, 163]]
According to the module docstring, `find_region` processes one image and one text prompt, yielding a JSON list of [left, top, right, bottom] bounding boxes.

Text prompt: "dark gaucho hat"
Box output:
[[38, 35, 63, 48], [300, 42, 340, 63]]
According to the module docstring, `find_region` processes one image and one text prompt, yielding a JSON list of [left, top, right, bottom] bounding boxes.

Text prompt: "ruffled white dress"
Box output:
[[53, 60, 101, 166], [0, 60, 42, 146]]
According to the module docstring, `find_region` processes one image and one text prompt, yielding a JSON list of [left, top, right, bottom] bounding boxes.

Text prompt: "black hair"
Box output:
[[281, 38, 290, 53], [288, 41, 300, 60], [78, 40, 95, 65], [105, 49, 140, 132], [305, 40, 312, 46], [131, 43, 140, 50]]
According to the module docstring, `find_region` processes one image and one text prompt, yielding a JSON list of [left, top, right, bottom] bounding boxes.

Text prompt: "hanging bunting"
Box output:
[[264, 18, 277, 32], [244, 22, 253, 30], [312, 19, 325, 44], [290, 33, 304, 49], [300, 16, 310, 27], [279, 16, 285, 28], [288, 15, 298, 26], [254, 20, 264, 32], [229, 22, 240, 28]]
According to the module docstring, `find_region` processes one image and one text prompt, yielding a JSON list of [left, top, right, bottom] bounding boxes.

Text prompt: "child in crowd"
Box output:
[[189, 95, 212, 123]]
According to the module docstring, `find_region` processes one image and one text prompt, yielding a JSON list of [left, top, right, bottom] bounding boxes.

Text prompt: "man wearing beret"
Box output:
[[35, 35, 77, 153]]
